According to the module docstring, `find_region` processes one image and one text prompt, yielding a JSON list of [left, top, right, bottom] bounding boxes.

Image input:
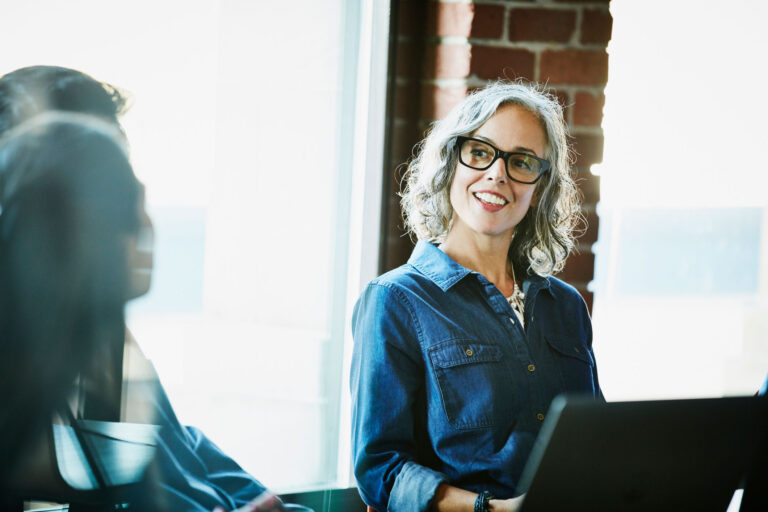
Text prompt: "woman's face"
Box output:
[[125, 185, 154, 299], [447, 104, 547, 245]]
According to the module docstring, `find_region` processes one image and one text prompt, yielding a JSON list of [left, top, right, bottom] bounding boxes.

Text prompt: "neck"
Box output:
[[439, 229, 517, 294]]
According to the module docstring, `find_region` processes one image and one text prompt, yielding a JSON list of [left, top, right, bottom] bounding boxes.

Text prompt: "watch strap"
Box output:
[[473, 490, 494, 512]]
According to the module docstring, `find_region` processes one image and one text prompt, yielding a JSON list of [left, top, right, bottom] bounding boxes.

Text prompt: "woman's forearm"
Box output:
[[431, 485, 523, 512], [431, 483, 476, 511]]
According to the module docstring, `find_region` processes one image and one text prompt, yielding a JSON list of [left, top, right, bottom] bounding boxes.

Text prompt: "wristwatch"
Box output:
[[474, 490, 494, 512]]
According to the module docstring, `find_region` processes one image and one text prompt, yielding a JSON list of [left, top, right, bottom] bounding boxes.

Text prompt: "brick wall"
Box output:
[[381, 0, 612, 311]]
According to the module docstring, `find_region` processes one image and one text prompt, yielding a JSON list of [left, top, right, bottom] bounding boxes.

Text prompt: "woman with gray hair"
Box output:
[[350, 81, 604, 512]]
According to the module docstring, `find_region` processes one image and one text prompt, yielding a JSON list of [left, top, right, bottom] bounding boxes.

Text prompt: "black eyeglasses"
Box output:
[[456, 136, 551, 184]]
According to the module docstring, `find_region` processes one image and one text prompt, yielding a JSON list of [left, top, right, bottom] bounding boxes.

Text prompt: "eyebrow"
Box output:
[[472, 135, 539, 157]]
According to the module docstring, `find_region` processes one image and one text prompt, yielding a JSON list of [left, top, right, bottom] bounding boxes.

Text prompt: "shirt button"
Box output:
[[465, 348, 473, 357], [527, 364, 536, 372], [536, 413, 545, 421], [509, 317, 515, 324]]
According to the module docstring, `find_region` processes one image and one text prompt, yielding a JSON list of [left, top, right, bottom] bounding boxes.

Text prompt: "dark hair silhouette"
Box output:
[[0, 65, 128, 137], [0, 114, 141, 474]]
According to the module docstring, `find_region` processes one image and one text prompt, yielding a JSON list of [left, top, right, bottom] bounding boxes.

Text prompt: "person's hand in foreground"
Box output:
[[213, 492, 288, 512]]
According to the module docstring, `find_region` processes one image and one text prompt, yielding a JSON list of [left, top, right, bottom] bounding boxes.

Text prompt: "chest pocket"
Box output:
[[428, 340, 504, 430], [545, 336, 596, 394]]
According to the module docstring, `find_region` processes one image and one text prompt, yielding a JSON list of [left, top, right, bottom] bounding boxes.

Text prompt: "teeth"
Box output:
[[474, 192, 507, 206]]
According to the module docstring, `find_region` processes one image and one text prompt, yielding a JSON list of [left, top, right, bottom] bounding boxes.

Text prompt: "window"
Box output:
[[593, 0, 768, 401], [3, 0, 389, 491]]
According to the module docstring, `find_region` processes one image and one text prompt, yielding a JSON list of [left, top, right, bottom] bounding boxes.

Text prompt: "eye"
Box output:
[[460, 139, 495, 168], [510, 156, 534, 171], [509, 154, 541, 175]]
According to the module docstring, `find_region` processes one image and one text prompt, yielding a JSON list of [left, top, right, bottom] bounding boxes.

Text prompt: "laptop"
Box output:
[[516, 395, 768, 512]]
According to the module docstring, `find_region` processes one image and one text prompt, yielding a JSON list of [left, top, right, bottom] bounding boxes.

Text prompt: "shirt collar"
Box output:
[[408, 240, 472, 291], [523, 272, 555, 299], [408, 240, 555, 296]]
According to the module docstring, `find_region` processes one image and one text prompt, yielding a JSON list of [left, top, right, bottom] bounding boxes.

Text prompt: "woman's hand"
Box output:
[[212, 492, 288, 512], [488, 494, 525, 512]]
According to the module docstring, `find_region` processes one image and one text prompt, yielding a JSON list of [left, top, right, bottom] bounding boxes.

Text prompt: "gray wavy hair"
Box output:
[[400, 80, 581, 276]]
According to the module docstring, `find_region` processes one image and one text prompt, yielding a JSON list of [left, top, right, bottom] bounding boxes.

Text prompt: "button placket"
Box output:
[[476, 274, 529, 358]]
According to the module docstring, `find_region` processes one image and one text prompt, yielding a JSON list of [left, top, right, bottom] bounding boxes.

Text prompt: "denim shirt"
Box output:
[[350, 241, 603, 512]]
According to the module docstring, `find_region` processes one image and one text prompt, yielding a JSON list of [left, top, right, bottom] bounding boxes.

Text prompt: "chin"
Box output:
[[127, 271, 153, 300], [472, 223, 516, 239]]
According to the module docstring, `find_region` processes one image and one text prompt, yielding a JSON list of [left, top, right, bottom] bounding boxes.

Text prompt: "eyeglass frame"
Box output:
[[455, 136, 551, 185]]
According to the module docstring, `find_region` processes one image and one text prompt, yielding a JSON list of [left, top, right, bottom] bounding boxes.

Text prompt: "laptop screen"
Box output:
[[517, 395, 768, 512]]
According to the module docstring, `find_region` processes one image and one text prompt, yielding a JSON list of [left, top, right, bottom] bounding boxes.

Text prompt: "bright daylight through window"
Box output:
[[593, 0, 768, 401], [1, 0, 387, 491]]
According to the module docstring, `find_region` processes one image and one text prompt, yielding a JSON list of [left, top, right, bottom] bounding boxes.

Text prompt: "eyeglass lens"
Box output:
[[459, 138, 542, 183]]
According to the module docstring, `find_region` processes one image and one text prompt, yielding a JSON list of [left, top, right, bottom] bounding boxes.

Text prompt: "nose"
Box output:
[[485, 156, 507, 182]]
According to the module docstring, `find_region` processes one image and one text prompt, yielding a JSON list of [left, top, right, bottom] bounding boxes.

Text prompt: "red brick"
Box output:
[[392, 123, 422, 163], [425, 43, 471, 79], [509, 8, 576, 43], [396, 39, 421, 77], [578, 288, 594, 313], [573, 134, 603, 171], [384, 234, 414, 272], [573, 169, 601, 204], [397, 0, 426, 37], [383, 194, 413, 271], [394, 82, 421, 119], [470, 4, 505, 39], [417, 120, 432, 140], [573, 91, 605, 127], [470, 45, 535, 81], [551, 89, 571, 124], [393, 161, 409, 190], [557, 251, 596, 283], [427, 1, 473, 37], [579, 209, 599, 245], [553, 89, 570, 109], [571, 133, 604, 168], [581, 8, 613, 45], [386, 160, 406, 198], [421, 84, 468, 120], [539, 49, 609, 85]]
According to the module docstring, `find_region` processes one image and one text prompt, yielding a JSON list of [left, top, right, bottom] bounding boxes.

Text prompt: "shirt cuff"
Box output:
[[388, 461, 448, 512]]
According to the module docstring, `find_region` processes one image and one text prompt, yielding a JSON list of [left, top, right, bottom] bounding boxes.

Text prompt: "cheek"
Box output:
[[448, 179, 460, 211], [136, 203, 155, 255], [136, 223, 154, 256], [447, 173, 464, 212], [518, 184, 537, 209], [448, 168, 479, 206]]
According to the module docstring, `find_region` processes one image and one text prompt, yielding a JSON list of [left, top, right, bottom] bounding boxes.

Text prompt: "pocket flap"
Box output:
[[429, 340, 503, 369], [545, 336, 593, 365]]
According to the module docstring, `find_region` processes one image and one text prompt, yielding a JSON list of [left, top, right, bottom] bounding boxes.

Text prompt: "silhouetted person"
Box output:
[[0, 66, 308, 511], [0, 113, 143, 493]]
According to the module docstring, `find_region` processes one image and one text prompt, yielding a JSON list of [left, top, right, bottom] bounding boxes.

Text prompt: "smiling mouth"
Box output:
[[473, 191, 508, 206]]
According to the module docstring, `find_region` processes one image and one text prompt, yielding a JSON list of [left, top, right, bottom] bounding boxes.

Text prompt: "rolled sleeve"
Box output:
[[351, 282, 436, 511], [388, 461, 447, 512]]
